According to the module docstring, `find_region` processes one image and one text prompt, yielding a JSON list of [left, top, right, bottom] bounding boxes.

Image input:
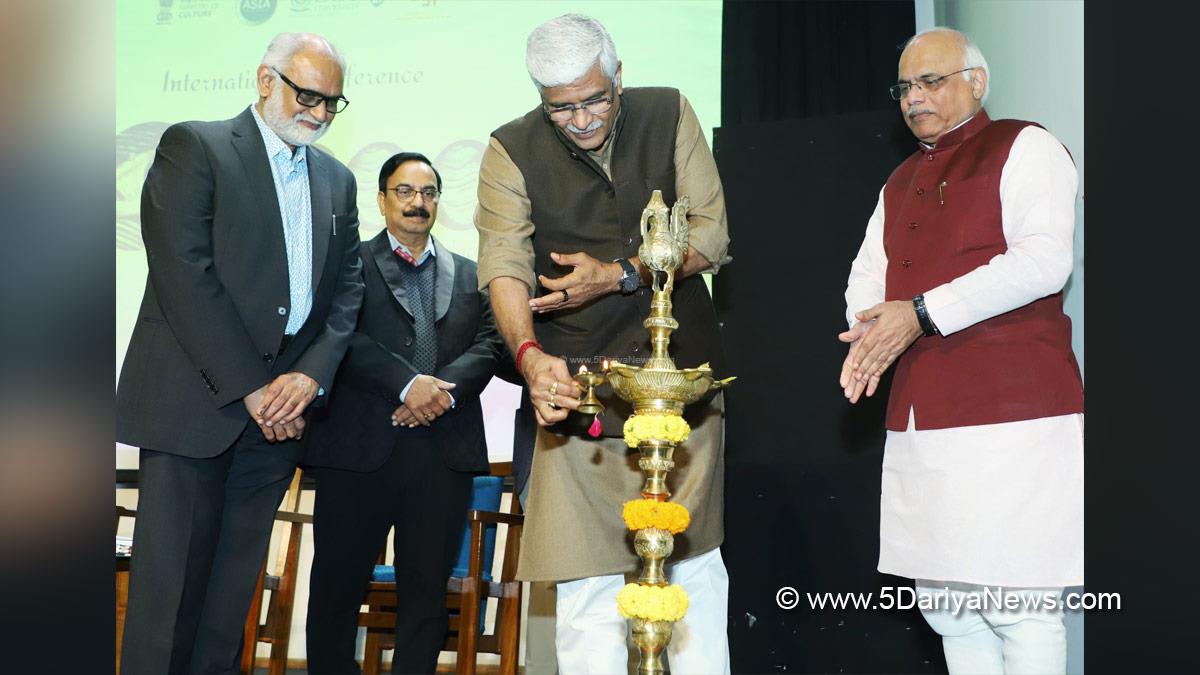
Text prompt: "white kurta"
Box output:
[[845, 123, 1084, 587]]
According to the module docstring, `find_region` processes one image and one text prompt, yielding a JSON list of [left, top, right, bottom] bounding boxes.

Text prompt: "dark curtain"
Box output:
[[722, 1, 915, 125], [714, 2, 939, 672]]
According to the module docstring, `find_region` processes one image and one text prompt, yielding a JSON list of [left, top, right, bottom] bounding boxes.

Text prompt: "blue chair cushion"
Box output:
[[372, 564, 395, 583], [452, 475, 503, 581]]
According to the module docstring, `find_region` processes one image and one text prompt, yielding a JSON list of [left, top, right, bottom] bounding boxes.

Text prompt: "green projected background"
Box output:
[[115, 0, 722, 464]]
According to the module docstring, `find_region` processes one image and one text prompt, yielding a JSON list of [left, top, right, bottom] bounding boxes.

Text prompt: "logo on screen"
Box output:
[[238, 0, 276, 24], [289, 0, 311, 11], [156, 0, 174, 24]]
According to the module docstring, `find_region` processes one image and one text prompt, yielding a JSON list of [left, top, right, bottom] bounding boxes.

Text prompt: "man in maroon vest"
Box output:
[[475, 13, 732, 673], [841, 27, 1083, 674]]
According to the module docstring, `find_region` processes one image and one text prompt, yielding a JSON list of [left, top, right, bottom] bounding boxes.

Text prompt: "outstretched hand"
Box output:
[[520, 349, 580, 426], [529, 251, 620, 314]]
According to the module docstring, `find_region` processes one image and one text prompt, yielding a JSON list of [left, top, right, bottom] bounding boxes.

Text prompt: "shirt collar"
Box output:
[[387, 231, 437, 263], [586, 105, 625, 166], [919, 109, 990, 151], [249, 103, 307, 167]]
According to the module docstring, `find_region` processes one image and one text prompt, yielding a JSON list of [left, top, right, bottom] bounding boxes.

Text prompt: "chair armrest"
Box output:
[[274, 510, 313, 525], [467, 509, 523, 527]]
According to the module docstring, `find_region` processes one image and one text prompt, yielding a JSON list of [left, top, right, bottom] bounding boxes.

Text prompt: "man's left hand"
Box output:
[[846, 301, 924, 385], [258, 372, 319, 427], [530, 251, 621, 313]]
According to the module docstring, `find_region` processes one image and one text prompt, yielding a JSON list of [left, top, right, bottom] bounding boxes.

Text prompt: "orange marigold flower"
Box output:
[[622, 499, 691, 534]]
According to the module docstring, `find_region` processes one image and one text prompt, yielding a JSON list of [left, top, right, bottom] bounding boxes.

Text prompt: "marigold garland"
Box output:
[[623, 414, 691, 448], [616, 583, 690, 622], [622, 499, 691, 533]]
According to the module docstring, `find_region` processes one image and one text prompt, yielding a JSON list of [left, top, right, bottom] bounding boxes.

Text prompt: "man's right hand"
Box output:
[[838, 321, 878, 404], [403, 375, 456, 427], [244, 385, 305, 441], [521, 349, 580, 426]]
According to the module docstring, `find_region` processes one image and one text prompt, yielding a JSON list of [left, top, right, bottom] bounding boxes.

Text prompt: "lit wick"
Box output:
[[602, 358, 610, 371], [579, 364, 588, 374]]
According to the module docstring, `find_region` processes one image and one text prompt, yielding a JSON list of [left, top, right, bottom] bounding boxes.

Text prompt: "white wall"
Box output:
[[931, 0, 1086, 377], [921, 6, 1085, 672]]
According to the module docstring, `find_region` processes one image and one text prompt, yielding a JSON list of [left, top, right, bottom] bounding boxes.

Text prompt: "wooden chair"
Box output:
[[359, 462, 525, 675], [241, 468, 312, 674], [115, 506, 137, 673]]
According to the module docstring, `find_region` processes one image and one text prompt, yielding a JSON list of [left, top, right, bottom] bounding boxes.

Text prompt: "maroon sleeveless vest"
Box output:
[[881, 110, 1083, 431]]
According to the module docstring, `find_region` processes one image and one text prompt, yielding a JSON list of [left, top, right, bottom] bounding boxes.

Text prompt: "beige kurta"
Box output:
[[518, 393, 726, 582], [475, 92, 731, 582]]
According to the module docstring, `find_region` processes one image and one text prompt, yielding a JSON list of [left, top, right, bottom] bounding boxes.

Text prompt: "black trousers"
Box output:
[[121, 422, 299, 675], [305, 437, 474, 675]]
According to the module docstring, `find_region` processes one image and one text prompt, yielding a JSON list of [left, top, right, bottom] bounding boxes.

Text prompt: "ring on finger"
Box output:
[[548, 393, 559, 410]]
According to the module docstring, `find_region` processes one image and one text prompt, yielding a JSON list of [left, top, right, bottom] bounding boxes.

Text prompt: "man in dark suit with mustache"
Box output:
[[303, 152, 504, 674]]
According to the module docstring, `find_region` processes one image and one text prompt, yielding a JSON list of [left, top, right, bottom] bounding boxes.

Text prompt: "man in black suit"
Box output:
[[303, 152, 504, 674], [115, 32, 364, 674]]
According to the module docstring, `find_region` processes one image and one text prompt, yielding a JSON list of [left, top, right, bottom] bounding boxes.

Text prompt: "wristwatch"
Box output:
[[614, 258, 639, 295], [912, 294, 940, 337]]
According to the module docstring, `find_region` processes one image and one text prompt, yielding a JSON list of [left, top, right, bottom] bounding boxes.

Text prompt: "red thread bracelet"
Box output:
[[515, 340, 543, 372]]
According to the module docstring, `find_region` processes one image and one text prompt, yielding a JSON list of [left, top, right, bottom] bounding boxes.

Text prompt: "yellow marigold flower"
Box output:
[[622, 414, 691, 447], [616, 583, 690, 622], [623, 499, 691, 533]]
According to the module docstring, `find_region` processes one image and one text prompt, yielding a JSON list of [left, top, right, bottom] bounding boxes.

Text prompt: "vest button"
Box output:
[[404, 337, 414, 348], [277, 306, 287, 315], [909, 222, 918, 229], [902, 259, 913, 268], [916, 188, 925, 196], [263, 353, 273, 362]]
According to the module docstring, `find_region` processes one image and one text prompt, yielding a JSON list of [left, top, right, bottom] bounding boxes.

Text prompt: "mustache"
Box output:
[[566, 118, 604, 134], [907, 107, 934, 119], [403, 206, 431, 218], [294, 111, 327, 130]]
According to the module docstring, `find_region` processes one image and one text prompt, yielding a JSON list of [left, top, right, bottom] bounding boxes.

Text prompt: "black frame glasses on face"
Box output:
[[889, 68, 975, 101], [385, 185, 441, 202], [544, 78, 617, 122], [272, 67, 350, 113]]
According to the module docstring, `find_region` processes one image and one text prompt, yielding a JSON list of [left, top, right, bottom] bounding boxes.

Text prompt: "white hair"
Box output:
[[906, 27, 990, 104], [261, 32, 347, 75], [525, 14, 618, 91]]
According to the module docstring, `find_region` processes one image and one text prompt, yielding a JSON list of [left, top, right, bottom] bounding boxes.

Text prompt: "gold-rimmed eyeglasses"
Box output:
[[889, 68, 975, 100], [385, 185, 441, 202]]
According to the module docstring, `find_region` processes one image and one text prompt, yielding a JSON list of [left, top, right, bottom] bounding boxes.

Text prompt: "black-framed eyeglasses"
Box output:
[[889, 68, 975, 100], [385, 185, 441, 202], [272, 67, 350, 113], [543, 78, 617, 122]]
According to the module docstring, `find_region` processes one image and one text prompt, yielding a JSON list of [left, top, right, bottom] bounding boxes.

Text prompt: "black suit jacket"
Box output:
[[303, 231, 503, 474], [116, 107, 365, 459]]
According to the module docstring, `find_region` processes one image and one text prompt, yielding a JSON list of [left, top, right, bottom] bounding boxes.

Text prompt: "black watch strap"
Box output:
[[913, 294, 940, 337], [614, 258, 639, 295]]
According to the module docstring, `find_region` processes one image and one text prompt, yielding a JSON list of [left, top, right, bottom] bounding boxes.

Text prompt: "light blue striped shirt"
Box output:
[[249, 104, 313, 335]]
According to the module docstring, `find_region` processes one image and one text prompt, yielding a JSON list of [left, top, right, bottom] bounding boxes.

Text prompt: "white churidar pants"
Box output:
[[554, 547, 730, 674], [916, 580, 1066, 675]]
